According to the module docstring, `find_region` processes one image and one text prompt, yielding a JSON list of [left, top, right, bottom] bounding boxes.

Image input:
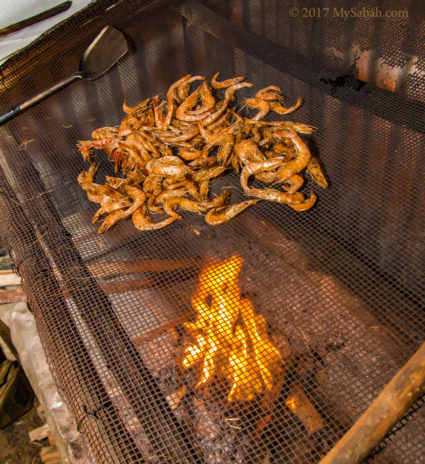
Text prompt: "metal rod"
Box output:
[[319, 342, 425, 464]]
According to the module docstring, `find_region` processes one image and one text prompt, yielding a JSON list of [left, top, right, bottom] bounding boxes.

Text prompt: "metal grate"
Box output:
[[0, 1, 424, 463]]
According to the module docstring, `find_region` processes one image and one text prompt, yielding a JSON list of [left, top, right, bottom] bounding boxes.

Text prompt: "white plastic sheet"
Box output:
[[0, 0, 93, 64], [0, 301, 94, 464]]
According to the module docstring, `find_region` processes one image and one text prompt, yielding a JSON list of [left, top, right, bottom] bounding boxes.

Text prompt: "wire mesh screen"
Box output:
[[0, 1, 424, 463]]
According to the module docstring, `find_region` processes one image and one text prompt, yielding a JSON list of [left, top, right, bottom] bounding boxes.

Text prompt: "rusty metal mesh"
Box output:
[[0, 1, 424, 463]]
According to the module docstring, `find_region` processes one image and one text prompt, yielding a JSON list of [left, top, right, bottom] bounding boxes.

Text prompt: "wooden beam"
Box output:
[[0, 270, 21, 287], [319, 342, 425, 464], [0, 288, 26, 303]]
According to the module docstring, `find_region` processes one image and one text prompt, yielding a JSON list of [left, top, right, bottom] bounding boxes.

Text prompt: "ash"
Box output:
[[192, 396, 247, 464]]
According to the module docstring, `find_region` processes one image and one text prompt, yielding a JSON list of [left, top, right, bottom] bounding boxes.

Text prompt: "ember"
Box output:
[[182, 255, 284, 402]]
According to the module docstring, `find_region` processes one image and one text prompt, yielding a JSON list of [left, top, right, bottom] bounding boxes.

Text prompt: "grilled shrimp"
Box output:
[[77, 162, 98, 186], [290, 190, 317, 211], [163, 197, 206, 219], [122, 97, 151, 115], [146, 156, 191, 179], [211, 73, 245, 89], [248, 187, 304, 205], [244, 97, 270, 121], [143, 175, 163, 196], [255, 86, 282, 99], [192, 165, 226, 182], [202, 82, 253, 127], [132, 206, 180, 231], [91, 126, 118, 140], [234, 140, 266, 166], [185, 81, 216, 116], [255, 171, 276, 183], [154, 188, 187, 206], [272, 131, 311, 182], [278, 174, 304, 194], [199, 180, 210, 199], [205, 199, 258, 225], [176, 85, 210, 122], [240, 158, 284, 193], [270, 97, 303, 115], [97, 186, 146, 233], [164, 74, 193, 128], [177, 75, 205, 102], [77, 139, 116, 161], [165, 179, 201, 200], [178, 146, 202, 161], [200, 190, 231, 209], [306, 156, 328, 188], [92, 197, 132, 223]]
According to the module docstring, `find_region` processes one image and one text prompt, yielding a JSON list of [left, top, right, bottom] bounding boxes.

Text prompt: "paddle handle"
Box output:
[[0, 72, 82, 125]]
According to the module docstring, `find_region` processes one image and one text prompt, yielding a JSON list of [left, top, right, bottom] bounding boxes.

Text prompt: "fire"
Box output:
[[182, 255, 283, 402]]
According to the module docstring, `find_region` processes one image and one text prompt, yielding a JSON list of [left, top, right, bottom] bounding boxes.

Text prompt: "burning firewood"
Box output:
[[180, 254, 284, 403]]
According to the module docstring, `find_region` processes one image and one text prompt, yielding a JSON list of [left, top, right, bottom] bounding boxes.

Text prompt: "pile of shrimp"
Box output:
[[77, 74, 327, 233]]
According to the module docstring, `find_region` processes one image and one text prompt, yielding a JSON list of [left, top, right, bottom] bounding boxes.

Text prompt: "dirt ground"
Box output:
[[0, 400, 43, 464]]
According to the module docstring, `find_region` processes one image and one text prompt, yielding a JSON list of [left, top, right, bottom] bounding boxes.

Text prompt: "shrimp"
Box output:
[[92, 197, 132, 223], [306, 156, 328, 188], [163, 197, 206, 218], [122, 97, 151, 115], [77, 139, 116, 161], [91, 126, 118, 140], [270, 97, 303, 115], [146, 157, 190, 179], [154, 188, 187, 206], [155, 124, 199, 143], [77, 162, 98, 186], [200, 190, 231, 209], [143, 175, 163, 196], [255, 86, 282, 99], [105, 176, 126, 189], [185, 81, 216, 116], [243, 119, 315, 134], [199, 180, 210, 199], [255, 172, 276, 183], [165, 179, 201, 200], [118, 114, 142, 137], [217, 140, 235, 167], [97, 186, 146, 233], [197, 123, 233, 146], [243, 97, 270, 121], [177, 75, 205, 102], [248, 187, 304, 205], [192, 165, 226, 182], [240, 158, 284, 193], [201, 82, 253, 127], [277, 174, 304, 194], [153, 97, 167, 130], [178, 146, 202, 161], [164, 75, 193, 128], [211, 73, 245, 89], [132, 206, 180, 231], [272, 131, 311, 182], [290, 190, 317, 211], [205, 199, 258, 225], [234, 140, 266, 166], [97, 209, 128, 233], [176, 86, 210, 122]]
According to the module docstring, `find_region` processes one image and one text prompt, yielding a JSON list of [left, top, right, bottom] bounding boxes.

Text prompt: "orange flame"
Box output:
[[182, 255, 283, 402]]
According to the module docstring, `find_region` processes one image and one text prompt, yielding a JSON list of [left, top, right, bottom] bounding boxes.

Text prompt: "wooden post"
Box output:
[[319, 342, 425, 464]]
